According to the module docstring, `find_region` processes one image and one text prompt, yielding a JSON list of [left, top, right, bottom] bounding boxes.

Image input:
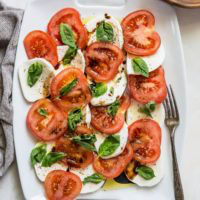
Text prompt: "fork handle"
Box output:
[[170, 134, 184, 200]]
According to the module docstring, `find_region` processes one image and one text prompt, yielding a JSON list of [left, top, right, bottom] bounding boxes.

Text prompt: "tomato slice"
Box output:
[[85, 42, 124, 82], [128, 119, 161, 164], [51, 67, 91, 112], [24, 30, 58, 67], [128, 67, 167, 104], [45, 170, 82, 200], [121, 10, 161, 56], [48, 8, 88, 49], [26, 99, 67, 141], [55, 137, 94, 169], [90, 92, 130, 134], [93, 143, 133, 179]]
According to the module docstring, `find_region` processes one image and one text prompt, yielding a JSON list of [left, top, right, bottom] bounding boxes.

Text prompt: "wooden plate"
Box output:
[[165, 0, 200, 7]]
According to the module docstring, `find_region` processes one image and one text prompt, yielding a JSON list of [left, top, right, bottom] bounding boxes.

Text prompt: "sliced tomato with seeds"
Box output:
[[128, 67, 167, 104], [121, 10, 161, 56], [90, 92, 130, 134], [48, 8, 88, 49], [55, 137, 94, 169], [85, 42, 124, 82], [51, 67, 91, 112], [26, 99, 67, 141], [24, 30, 58, 67], [93, 143, 133, 179], [45, 170, 82, 200], [128, 119, 161, 164]]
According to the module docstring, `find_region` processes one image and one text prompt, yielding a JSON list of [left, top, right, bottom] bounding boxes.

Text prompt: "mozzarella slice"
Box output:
[[126, 44, 165, 75], [127, 153, 164, 187], [70, 165, 105, 194], [33, 142, 68, 182], [18, 58, 55, 102], [86, 15, 124, 48], [126, 99, 165, 126], [34, 162, 68, 182], [95, 123, 128, 159], [56, 45, 85, 74], [81, 105, 91, 127], [90, 64, 127, 106]]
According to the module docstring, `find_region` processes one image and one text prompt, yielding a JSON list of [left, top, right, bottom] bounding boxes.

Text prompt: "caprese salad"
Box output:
[[19, 8, 167, 200]]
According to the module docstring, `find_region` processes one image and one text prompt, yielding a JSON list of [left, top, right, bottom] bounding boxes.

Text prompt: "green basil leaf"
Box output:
[[68, 108, 83, 132], [96, 21, 114, 42], [131, 58, 149, 77], [138, 101, 156, 118], [63, 46, 77, 65], [30, 144, 47, 167], [41, 152, 66, 167], [72, 134, 97, 152], [107, 100, 120, 117], [59, 23, 76, 48], [90, 82, 107, 97], [135, 165, 155, 180], [98, 135, 120, 157], [83, 173, 105, 185], [60, 79, 78, 97], [38, 108, 48, 117], [27, 62, 43, 87]]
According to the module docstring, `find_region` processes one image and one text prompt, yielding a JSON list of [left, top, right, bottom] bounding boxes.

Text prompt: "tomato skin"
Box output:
[[128, 119, 161, 164], [128, 67, 167, 104], [45, 170, 82, 200], [85, 42, 124, 83], [51, 67, 91, 112], [48, 8, 88, 49], [24, 30, 58, 67], [26, 99, 67, 141], [93, 143, 133, 179], [55, 137, 94, 169], [90, 92, 130, 135], [121, 10, 161, 56]]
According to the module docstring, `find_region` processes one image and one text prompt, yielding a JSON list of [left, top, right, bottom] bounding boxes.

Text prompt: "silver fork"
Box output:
[[163, 85, 184, 200]]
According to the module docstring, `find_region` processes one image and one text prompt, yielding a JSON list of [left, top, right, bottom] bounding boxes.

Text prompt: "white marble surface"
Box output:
[[1, 0, 200, 199]]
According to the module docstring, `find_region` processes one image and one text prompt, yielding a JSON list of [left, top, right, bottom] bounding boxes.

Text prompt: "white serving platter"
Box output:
[[12, 0, 187, 199]]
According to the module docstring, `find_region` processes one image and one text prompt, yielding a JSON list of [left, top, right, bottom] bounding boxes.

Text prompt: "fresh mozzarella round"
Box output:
[[70, 165, 105, 194], [86, 15, 124, 48], [82, 105, 91, 127], [90, 64, 127, 106], [126, 99, 165, 126], [126, 154, 164, 187], [95, 123, 128, 159], [56, 45, 85, 74], [33, 142, 68, 182], [34, 162, 68, 182], [126, 44, 165, 75], [18, 58, 55, 102]]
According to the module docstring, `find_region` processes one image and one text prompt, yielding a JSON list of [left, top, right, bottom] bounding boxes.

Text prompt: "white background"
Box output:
[[0, 0, 200, 200]]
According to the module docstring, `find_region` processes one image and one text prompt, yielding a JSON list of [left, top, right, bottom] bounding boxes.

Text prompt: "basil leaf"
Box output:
[[138, 101, 156, 118], [98, 135, 120, 157], [63, 46, 77, 65], [72, 134, 97, 152], [107, 100, 120, 117], [30, 144, 47, 167], [131, 58, 149, 77], [135, 165, 155, 180], [68, 108, 83, 132], [90, 82, 107, 97], [83, 173, 105, 185], [41, 152, 66, 167], [59, 23, 76, 48], [96, 21, 114, 42], [38, 108, 48, 117], [27, 62, 43, 87], [60, 79, 78, 97]]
